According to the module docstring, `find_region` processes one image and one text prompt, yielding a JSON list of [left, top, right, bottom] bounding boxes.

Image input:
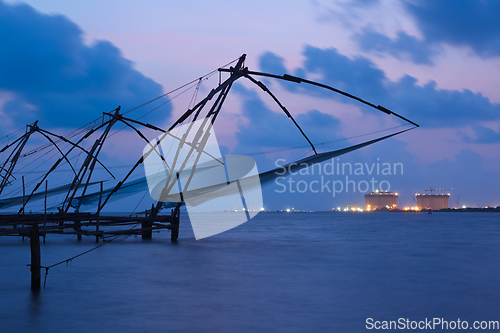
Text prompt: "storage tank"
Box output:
[[365, 191, 398, 211], [416, 194, 449, 210]]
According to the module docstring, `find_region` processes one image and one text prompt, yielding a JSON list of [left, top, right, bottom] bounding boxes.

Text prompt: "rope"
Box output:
[[40, 222, 141, 287], [189, 78, 203, 109], [8, 57, 240, 162], [242, 124, 412, 157], [121, 57, 240, 117]]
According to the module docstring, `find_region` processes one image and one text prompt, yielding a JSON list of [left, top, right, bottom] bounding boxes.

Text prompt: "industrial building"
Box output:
[[416, 194, 449, 210], [365, 191, 398, 211]]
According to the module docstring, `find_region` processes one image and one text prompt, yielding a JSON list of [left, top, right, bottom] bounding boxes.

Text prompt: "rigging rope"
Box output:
[[121, 57, 240, 117], [242, 124, 412, 157], [38, 222, 141, 288]]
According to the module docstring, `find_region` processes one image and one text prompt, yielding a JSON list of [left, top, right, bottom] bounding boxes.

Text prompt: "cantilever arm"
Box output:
[[37, 127, 115, 180], [219, 68, 419, 128], [113, 118, 171, 169], [239, 71, 317, 154], [35, 130, 77, 175], [114, 115, 223, 165]]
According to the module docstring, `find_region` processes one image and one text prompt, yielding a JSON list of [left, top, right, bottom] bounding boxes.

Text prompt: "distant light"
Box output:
[[462, 205, 466, 209], [337, 207, 341, 210], [286, 208, 290, 212], [260, 207, 264, 211], [395, 193, 398, 196]]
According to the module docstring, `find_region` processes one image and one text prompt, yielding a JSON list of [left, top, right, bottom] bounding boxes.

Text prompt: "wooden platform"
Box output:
[[0, 211, 178, 240]]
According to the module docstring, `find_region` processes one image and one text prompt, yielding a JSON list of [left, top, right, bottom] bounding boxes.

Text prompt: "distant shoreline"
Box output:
[[261, 207, 500, 213]]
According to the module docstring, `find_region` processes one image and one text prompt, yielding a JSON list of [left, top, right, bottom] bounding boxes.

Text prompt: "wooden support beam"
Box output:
[[74, 220, 82, 241], [170, 206, 181, 242], [43, 180, 47, 244], [96, 181, 102, 242], [30, 222, 41, 291], [141, 209, 152, 239], [22, 176, 25, 241]]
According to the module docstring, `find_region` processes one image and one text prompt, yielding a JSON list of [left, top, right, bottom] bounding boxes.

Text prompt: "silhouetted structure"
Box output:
[[416, 194, 449, 210], [365, 191, 398, 210]]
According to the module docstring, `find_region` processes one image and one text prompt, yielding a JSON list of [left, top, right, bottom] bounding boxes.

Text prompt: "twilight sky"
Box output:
[[1, 0, 499, 210]]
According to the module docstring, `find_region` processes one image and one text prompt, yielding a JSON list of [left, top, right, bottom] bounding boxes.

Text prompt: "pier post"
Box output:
[[141, 209, 152, 239], [43, 180, 47, 244], [170, 205, 181, 242], [22, 176, 25, 241], [141, 221, 153, 239], [30, 222, 41, 291], [74, 220, 82, 241], [96, 181, 103, 242]]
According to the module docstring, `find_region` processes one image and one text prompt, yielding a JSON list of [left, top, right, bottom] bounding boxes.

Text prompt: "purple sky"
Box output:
[[1, 0, 499, 210]]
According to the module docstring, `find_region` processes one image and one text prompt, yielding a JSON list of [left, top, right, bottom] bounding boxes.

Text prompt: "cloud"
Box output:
[[355, 29, 437, 65], [0, 1, 166, 128], [461, 125, 500, 144], [404, 0, 500, 58], [260, 46, 500, 128], [258, 52, 299, 92], [303, 46, 388, 102], [328, 0, 500, 64], [230, 83, 344, 171], [233, 84, 343, 148], [424, 149, 500, 205]]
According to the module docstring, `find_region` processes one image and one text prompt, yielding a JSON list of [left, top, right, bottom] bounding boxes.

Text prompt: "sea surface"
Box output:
[[1, 212, 500, 332]]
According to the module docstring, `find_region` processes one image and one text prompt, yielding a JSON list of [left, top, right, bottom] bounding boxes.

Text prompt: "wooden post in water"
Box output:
[[22, 176, 25, 241], [96, 181, 103, 242], [74, 219, 82, 241], [30, 222, 41, 291], [142, 209, 152, 239], [171, 206, 180, 242], [43, 180, 47, 244]]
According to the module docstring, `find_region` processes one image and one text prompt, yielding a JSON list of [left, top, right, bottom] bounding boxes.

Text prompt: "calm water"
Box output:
[[1, 212, 500, 332]]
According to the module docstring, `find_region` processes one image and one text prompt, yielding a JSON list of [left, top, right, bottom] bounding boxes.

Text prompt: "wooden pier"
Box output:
[[0, 210, 179, 290], [0, 212, 176, 239]]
